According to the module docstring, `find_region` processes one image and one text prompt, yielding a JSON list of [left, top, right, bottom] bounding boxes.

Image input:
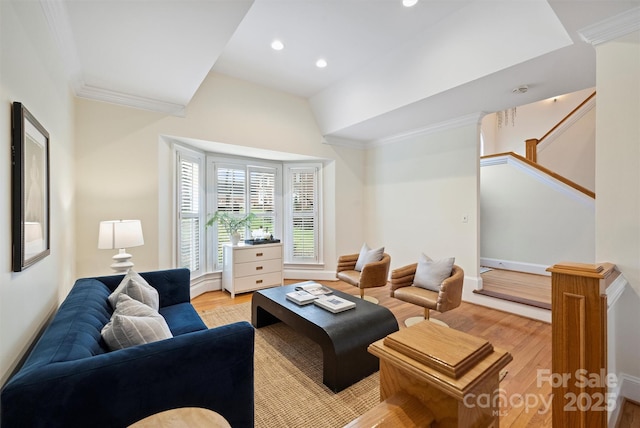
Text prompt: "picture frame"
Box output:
[[12, 102, 50, 272]]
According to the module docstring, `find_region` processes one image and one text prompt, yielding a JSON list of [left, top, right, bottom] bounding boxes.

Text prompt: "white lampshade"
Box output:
[[98, 220, 144, 250], [98, 220, 144, 272]]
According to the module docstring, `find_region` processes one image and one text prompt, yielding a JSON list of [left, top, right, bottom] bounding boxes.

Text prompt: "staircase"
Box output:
[[479, 92, 596, 307]]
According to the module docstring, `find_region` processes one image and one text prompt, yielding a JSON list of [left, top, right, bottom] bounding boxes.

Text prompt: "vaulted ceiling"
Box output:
[[42, 0, 640, 145]]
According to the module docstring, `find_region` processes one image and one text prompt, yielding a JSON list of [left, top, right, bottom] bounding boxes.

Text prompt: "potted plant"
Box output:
[[206, 211, 256, 245]]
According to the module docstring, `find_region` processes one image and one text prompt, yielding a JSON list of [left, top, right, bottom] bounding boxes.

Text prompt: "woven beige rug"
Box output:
[[200, 303, 379, 427]]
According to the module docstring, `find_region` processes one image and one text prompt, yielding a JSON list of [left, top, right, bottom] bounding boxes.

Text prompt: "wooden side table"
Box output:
[[128, 407, 231, 428]]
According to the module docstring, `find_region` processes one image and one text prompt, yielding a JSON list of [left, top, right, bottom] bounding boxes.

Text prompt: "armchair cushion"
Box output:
[[414, 254, 455, 292], [355, 243, 384, 271]]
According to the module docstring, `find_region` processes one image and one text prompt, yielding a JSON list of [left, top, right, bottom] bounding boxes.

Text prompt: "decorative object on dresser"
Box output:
[[97, 219, 144, 272], [206, 211, 256, 245], [222, 242, 283, 298]]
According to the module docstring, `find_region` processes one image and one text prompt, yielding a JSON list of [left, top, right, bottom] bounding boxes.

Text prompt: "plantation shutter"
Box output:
[[249, 167, 277, 237], [290, 168, 318, 261], [177, 152, 203, 273], [215, 166, 246, 265]]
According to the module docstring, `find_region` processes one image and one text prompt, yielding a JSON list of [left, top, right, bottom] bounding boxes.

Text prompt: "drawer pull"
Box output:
[[256, 266, 263, 270], [256, 252, 264, 257], [256, 279, 263, 284]]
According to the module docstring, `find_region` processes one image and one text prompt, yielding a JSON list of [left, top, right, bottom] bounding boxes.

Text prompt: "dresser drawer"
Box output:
[[234, 258, 282, 278], [234, 245, 281, 264], [233, 272, 282, 293]]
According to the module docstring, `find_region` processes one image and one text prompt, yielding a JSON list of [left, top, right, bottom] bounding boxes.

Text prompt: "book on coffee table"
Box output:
[[313, 295, 356, 313], [286, 290, 317, 305], [294, 281, 333, 296]]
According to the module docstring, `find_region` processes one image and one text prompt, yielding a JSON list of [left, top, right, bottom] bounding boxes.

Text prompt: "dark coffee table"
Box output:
[[251, 284, 399, 392]]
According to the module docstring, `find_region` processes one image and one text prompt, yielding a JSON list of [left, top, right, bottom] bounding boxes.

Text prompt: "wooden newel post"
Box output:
[[546, 262, 618, 428], [347, 321, 511, 428], [525, 139, 539, 163]]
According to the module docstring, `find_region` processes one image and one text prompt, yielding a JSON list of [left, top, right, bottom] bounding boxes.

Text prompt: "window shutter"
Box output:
[[249, 168, 276, 237], [290, 168, 318, 261], [177, 153, 203, 273]]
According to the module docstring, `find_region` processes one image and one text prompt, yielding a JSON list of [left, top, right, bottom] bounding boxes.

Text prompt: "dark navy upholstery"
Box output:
[[1, 268, 255, 428]]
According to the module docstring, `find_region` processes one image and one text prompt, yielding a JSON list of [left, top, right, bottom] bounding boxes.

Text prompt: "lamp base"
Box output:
[[111, 248, 134, 272]]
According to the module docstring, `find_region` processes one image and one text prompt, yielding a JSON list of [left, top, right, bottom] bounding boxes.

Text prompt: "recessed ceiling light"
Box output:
[[403, 0, 418, 7], [316, 58, 327, 68], [271, 40, 284, 51], [512, 85, 529, 94]]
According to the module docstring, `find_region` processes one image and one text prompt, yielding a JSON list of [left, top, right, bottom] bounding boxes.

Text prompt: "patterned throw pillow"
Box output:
[[354, 243, 385, 272], [108, 270, 159, 310], [101, 294, 172, 351], [413, 253, 455, 292]]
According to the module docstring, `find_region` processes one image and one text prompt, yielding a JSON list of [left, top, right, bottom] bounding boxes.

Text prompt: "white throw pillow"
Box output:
[[413, 253, 455, 292], [108, 270, 159, 310], [101, 294, 172, 351], [354, 243, 385, 272]]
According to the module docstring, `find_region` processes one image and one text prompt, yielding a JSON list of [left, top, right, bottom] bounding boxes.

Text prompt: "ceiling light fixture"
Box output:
[[316, 58, 327, 68], [271, 40, 284, 51], [403, 0, 418, 7]]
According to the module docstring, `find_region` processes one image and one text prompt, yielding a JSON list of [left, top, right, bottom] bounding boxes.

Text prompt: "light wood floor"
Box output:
[[193, 279, 553, 427]]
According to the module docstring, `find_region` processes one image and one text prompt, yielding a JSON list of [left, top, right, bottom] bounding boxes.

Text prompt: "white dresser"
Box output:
[[222, 243, 283, 298]]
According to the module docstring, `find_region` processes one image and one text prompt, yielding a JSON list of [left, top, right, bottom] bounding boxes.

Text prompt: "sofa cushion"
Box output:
[[159, 303, 207, 336], [101, 294, 173, 350], [354, 243, 384, 272], [414, 254, 455, 292], [108, 270, 159, 310]]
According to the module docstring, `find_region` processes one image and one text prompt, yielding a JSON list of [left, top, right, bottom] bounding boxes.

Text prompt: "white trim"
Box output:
[[189, 272, 221, 299], [578, 6, 640, 46], [284, 269, 337, 281], [76, 84, 187, 116], [480, 154, 595, 207], [480, 257, 551, 276], [322, 136, 367, 150], [537, 96, 595, 153], [606, 273, 628, 309], [609, 373, 640, 426], [370, 112, 485, 148]]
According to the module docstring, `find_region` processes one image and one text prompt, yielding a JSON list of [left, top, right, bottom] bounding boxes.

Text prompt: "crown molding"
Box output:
[[40, 0, 186, 116], [76, 84, 187, 116], [370, 112, 485, 148], [321, 136, 367, 150], [578, 6, 640, 46]]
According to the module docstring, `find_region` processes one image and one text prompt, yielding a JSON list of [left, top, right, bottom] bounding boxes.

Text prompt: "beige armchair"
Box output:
[[390, 262, 464, 327], [336, 252, 391, 304]]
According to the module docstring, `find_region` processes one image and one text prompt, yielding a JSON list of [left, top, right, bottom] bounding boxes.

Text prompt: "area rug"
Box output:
[[200, 303, 379, 427]]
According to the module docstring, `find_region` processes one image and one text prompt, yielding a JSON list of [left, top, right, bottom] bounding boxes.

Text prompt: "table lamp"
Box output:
[[98, 219, 144, 272]]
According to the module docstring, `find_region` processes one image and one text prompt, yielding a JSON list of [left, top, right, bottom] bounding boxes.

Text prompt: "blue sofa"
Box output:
[[1, 268, 254, 428]]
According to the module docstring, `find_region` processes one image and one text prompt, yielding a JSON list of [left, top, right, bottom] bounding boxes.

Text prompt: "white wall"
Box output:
[[481, 158, 595, 268], [364, 120, 481, 286], [595, 31, 640, 391], [0, 1, 76, 384], [75, 72, 365, 279]]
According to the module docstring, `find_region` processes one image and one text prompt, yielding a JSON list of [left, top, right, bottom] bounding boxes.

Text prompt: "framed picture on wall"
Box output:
[[11, 102, 50, 272]]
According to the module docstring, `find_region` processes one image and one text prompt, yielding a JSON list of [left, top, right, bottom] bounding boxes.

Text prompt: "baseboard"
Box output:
[[480, 258, 551, 276], [284, 269, 338, 281], [190, 273, 221, 299], [609, 373, 640, 425]]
